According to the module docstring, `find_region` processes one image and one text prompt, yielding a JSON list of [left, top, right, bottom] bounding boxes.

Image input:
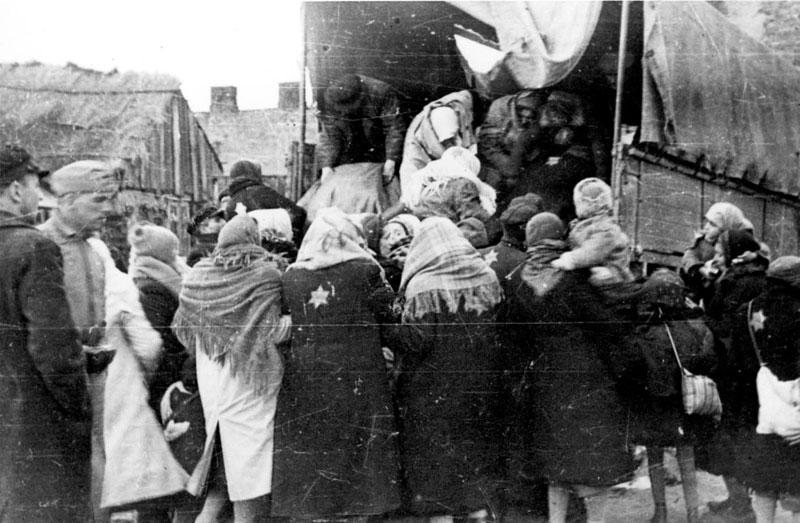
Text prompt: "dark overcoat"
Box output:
[[0, 212, 91, 521], [272, 259, 401, 517]]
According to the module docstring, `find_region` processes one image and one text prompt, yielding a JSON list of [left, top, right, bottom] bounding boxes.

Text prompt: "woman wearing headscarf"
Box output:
[[399, 90, 479, 195], [700, 228, 769, 520], [628, 270, 717, 523], [397, 217, 504, 521], [680, 202, 752, 304], [172, 215, 289, 522], [502, 213, 635, 523], [271, 207, 401, 519], [379, 213, 421, 292], [127, 223, 190, 414], [729, 256, 800, 522]]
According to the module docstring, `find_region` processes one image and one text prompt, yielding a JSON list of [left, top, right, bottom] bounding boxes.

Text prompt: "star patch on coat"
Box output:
[[750, 309, 767, 332], [308, 285, 330, 309], [483, 249, 498, 266]]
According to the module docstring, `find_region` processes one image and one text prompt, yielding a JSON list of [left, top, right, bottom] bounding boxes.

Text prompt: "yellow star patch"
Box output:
[[483, 249, 499, 266], [750, 309, 767, 332], [308, 285, 330, 309]]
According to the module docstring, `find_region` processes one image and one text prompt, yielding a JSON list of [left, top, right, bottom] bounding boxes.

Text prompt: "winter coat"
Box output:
[[96, 243, 188, 508], [0, 212, 91, 521], [561, 214, 632, 284], [133, 277, 188, 415], [626, 314, 717, 447], [504, 268, 635, 487], [725, 280, 800, 494], [224, 177, 307, 242], [397, 305, 504, 516], [272, 260, 401, 517], [479, 240, 527, 283], [318, 75, 406, 168]]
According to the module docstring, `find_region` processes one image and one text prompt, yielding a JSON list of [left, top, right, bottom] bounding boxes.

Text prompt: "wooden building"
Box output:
[[0, 62, 223, 258]]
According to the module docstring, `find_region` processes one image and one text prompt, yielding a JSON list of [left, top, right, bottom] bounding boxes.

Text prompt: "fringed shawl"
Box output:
[[172, 216, 285, 394], [289, 207, 379, 272], [400, 217, 501, 320]]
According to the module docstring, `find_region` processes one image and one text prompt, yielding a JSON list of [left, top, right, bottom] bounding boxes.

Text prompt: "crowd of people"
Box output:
[[1, 78, 800, 523]]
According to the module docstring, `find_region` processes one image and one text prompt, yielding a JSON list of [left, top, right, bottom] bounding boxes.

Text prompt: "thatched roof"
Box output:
[[0, 62, 183, 168]]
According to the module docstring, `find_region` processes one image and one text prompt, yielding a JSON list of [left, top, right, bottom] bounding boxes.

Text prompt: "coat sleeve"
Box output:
[[558, 222, 625, 270], [19, 238, 89, 420], [365, 264, 400, 348], [379, 90, 406, 163], [318, 114, 343, 168]]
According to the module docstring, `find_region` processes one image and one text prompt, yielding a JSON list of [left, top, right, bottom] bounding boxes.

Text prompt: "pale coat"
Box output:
[[90, 239, 189, 509]]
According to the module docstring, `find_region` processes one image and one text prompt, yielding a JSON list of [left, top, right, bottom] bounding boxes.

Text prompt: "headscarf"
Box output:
[[127, 223, 187, 298], [380, 213, 421, 261], [705, 202, 749, 233], [766, 255, 800, 289], [403, 146, 496, 216], [289, 207, 378, 272], [409, 90, 476, 161], [573, 177, 613, 219], [172, 215, 286, 394], [414, 176, 493, 225], [521, 212, 569, 296], [249, 208, 293, 242], [400, 217, 501, 320]]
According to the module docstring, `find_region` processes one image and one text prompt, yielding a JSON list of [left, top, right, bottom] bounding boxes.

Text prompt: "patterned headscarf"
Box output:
[[289, 207, 378, 271], [400, 217, 501, 320]]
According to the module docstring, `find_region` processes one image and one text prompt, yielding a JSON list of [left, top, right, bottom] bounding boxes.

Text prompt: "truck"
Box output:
[[297, 1, 800, 266]]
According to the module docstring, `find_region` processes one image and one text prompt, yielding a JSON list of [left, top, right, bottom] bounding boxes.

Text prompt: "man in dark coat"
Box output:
[[223, 159, 306, 244], [319, 73, 406, 186], [0, 144, 91, 521]]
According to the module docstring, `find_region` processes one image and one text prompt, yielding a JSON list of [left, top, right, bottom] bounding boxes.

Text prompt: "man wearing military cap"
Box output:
[[38, 158, 123, 521], [0, 145, 92, 520]]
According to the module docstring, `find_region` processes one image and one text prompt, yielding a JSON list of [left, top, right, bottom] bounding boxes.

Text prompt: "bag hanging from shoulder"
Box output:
[[664, 320, 723, 420]]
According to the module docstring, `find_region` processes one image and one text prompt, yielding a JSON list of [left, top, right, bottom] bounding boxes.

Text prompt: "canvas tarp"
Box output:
[[451, 1, 602, 94], [641, 1, 800, 197]]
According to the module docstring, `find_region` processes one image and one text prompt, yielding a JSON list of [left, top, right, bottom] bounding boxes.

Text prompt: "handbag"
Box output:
[[664, 320, 723, 419]]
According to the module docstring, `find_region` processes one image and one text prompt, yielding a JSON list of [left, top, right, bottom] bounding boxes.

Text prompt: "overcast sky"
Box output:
[[0, 0, 303, 111]]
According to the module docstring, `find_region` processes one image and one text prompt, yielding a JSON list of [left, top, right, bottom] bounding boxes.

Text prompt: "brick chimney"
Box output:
[[278, 82, 300, 110], [211, 86, 238, 113]]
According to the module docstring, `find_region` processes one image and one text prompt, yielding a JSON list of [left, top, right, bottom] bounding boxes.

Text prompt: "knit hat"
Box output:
[[573, 177, 613, 219], [458, 217, 489, 248], [217, 214, 260, 249], [50, 160, 123, 196], [639, 268, 685, 310], [500, 193, 544, 227], [525, 212, 565, 246], [128, 223, 179, 264], [767, 255, 800, 288], [229, 160, 262, 181]]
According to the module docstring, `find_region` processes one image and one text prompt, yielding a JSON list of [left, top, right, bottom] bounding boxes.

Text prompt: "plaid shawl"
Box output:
[[172, 216, 284, 394], [400, 217, 501, 320]]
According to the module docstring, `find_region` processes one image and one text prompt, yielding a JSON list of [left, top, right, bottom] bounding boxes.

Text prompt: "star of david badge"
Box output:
[[308, 285, 330, 309], [483, 249, 498, 266], [750, 309, 767, 332]]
